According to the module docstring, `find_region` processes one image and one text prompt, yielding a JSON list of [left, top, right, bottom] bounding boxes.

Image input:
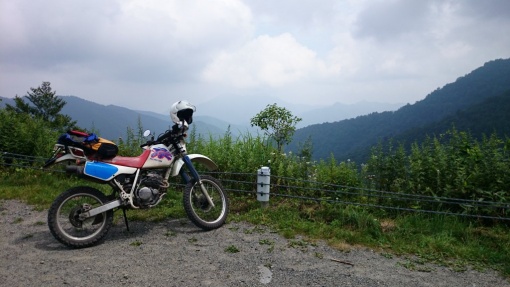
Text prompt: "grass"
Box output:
[[0, 168, 107, 208], [12, 217, 24, 224], [1, 168, 509, 279], [225, 245, 240, 253], [231, 197, 510, 278], [130, 240, 143, 247]]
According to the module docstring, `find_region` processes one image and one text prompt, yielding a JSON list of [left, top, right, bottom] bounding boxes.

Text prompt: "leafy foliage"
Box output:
[[250, 103, 302, 152], [365, 128, 510, 216], [5, 82, 76, 132], [116, 116, 146, 156], [0, 82, 81, 161], [0, 108, 59, 159]]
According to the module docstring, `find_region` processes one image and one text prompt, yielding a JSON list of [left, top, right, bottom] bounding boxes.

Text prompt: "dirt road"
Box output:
[[1, 200, 508, 286]]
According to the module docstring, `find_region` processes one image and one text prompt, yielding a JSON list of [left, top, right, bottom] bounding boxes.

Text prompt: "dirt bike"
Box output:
[[43, 122, 229, 248]]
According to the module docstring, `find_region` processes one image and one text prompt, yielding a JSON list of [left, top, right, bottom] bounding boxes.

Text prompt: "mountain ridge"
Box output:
[[287, 58, 510, 162], [0, 95, 402, 141], [2, 58, 508, 163]]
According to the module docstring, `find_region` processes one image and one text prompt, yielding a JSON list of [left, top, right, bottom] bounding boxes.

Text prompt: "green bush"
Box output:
[[0, 109, 59, 160], [365, 128, 510, 217]]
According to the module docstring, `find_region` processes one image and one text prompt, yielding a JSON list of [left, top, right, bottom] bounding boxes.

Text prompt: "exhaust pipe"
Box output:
[[65, 165, 84, 175]]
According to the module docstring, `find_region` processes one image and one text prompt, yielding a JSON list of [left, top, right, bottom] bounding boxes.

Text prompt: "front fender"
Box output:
[[170, 154, 218, 177]]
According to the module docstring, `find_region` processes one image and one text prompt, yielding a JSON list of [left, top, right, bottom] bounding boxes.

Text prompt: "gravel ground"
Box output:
[[1, 199, 509, 287]]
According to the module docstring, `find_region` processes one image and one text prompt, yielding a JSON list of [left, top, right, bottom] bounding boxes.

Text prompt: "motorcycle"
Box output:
[[43, 116, 229, 248]]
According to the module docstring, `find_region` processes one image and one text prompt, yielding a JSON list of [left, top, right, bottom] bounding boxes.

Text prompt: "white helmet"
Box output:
[[170, 100, 196, 125]]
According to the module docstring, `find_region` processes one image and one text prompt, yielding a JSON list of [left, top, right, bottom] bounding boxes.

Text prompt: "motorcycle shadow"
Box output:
[[112, 217, 205, 239], [19, 230, 69, 251], [31, 217, 204, 251]]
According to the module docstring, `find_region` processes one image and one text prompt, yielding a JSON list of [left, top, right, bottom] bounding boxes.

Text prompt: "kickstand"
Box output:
[[122, 208, 130, 232]]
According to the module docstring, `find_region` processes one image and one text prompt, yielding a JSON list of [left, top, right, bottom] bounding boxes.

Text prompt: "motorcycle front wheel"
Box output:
[[183, 175, 229, 230], [47, 186, 113, 248]]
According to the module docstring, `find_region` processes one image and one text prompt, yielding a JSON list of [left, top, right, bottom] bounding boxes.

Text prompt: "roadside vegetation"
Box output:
[[1, 83, 509, 278]]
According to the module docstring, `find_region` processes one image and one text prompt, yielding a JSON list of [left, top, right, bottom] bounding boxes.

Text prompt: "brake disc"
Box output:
[[68, 205, 84, 228]]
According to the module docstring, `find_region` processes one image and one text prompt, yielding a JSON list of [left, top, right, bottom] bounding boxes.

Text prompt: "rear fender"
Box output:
[[170, 154, 218, 177], [43, 145, 87, 168], [54, 153, 80, 164], [43, 153, 79, 168]]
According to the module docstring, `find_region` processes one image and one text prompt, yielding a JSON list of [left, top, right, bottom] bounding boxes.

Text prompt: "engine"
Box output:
[[134, 172, 167, 207]]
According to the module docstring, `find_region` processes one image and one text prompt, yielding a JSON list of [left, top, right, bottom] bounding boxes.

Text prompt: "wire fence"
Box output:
[[2, 151, 509, 221], [207, 171, 510, 221]]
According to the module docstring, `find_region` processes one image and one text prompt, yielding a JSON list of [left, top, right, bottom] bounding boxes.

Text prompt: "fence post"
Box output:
[[257, 166, 270, 208]]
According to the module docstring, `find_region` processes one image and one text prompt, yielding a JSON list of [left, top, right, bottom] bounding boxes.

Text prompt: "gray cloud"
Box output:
[[244, 0, 338, 27], [459, 0, 510, 19], [0, 0, 252, 84], [0, 0, 509, 116], [354, 0, 432, 41]]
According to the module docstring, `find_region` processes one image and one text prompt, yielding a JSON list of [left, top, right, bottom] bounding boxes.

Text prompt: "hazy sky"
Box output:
[[1, 0, 509, 114]]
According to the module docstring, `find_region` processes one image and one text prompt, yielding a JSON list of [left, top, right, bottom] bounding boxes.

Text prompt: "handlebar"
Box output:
[[139, 124, 187, 148]]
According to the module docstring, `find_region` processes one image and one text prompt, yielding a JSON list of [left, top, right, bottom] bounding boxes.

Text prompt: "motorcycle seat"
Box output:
[[104, 149, 151, 168]]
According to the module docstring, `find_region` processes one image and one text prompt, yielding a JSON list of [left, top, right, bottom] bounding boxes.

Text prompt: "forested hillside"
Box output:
[[0, 96, 229, 140], [3, 58, 509, 163], [60, 96, 230, 139], [288, 58, 510, 162], [393, 90, 510, 144]]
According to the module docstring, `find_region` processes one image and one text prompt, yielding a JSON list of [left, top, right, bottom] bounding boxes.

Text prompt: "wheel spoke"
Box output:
[[48, 186, 113, 248], [183, 175, 229, 230]]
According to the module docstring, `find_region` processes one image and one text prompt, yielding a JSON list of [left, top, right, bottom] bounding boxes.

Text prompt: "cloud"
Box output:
[[341, 0, 510, 83], [244, 0, 340, 28], [0, 0, 509, 114], [353, 0, 510, 48], [0, 0, 253, 84], [202, 33, 333, 88], [354, 0, 431, 42], [458, 0, 510, 20]]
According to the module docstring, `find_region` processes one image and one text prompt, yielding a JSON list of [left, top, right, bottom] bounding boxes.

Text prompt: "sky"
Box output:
[[1, 0, 509, 116]]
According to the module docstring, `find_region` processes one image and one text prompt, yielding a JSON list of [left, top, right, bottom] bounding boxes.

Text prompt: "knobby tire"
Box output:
[[47, 186, 113, 248], [183, 175, 229, 230]]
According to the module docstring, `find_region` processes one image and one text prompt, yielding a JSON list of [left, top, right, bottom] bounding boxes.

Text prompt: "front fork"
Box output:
[[181, 155, 215, 208]]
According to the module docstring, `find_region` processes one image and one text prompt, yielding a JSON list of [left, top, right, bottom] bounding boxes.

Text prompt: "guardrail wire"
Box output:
[[2, 152, 509, 221]]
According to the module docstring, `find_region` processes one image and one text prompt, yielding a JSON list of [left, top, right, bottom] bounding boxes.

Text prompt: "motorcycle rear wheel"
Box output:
[[183, 175, 229, 230], [48, 186, 113, 248]]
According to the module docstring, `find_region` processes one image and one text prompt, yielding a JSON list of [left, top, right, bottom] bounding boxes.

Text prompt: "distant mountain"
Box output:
[[197, 94, 306, 125], [8, 58, 506, 163], [1, 94, 406, 141], [297, 101, 402, 127], [0, 97, 13, 107], [197, 94, 402, 127], [288, 58, 510, 162], [136, 110, 257, 137], [0, 95, 230, 140]]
